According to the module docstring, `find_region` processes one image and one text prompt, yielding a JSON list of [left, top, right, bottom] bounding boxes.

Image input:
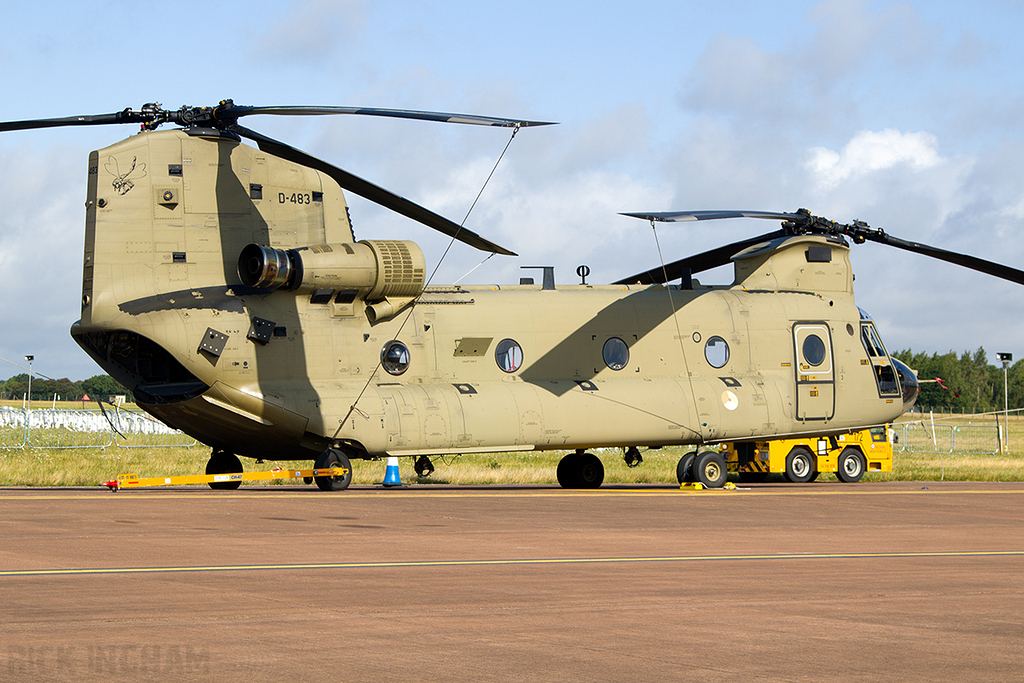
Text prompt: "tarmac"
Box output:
[[1, 481, 1022, 682]]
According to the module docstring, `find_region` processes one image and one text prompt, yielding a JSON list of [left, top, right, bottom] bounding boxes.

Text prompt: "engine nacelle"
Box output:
[[238, 240, 426, 301]]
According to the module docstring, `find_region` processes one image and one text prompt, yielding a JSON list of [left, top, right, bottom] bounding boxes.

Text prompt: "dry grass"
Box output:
[[1, 410, 1022, 487], [1, 443, 1022, 488]]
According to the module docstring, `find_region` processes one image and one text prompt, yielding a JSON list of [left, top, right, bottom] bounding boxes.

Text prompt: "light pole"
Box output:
[[24, 355, 33, 445], [998, 352, 1012, 454]]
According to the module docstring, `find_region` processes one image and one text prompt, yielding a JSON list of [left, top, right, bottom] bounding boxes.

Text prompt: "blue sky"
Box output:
[[3, 0, 1024, 381]]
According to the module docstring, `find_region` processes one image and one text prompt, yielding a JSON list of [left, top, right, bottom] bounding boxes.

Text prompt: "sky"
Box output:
[[2, 0, 1024, 381]]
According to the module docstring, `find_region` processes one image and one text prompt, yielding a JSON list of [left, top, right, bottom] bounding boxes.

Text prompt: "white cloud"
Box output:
[[807, 129, 942, 189]]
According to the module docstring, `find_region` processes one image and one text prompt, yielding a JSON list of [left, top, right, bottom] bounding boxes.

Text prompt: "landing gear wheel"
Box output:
[[623, 446, 643, 468], [414, 455, 435, 477], [693, 451, 728, 488], [314, 448, 353, 491], [206, 449, 243, 490], [577, 452, 604, 488], [785, 447, 816, 483], [836, 447, 866, 483], [556, 452, 604, 488], [557, 453, 580, 488], [676, 451, 697, 484]]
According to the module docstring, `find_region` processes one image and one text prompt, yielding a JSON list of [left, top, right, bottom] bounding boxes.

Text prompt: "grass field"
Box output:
[[2, 402, 1022, 486], [1, 433, 1022, 487]]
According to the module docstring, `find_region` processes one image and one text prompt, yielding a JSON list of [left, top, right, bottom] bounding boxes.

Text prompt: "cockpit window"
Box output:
[[861, 323, 899, 396], [862, 324, 886, 358]]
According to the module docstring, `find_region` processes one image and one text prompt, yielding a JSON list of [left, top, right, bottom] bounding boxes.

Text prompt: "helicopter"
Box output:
[[3, 100, 1022, 490]]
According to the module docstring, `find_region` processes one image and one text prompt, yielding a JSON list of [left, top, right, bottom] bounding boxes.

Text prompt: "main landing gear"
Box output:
[[556, 450, 604, 488], [313, 448, 354, 491], [676, 450, 728, 488]]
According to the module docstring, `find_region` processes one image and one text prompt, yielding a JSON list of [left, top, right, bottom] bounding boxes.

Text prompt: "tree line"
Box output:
[[892, 348, 1024, 414], [0, 374, 131, 403]]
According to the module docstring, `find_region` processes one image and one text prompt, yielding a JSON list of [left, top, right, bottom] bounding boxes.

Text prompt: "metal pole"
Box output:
[[998, 353, 1012, 455], [1004, 362, 1009, 454], [24, 355, 33, 446]]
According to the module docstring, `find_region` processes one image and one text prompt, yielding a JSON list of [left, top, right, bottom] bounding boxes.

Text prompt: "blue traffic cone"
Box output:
[[381, 456, 403, 487]]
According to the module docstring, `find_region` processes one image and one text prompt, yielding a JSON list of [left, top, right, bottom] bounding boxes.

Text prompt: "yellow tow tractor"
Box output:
[[711, 425, 894, 484]]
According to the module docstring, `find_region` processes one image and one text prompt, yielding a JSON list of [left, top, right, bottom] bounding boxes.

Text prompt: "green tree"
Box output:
[[1, 374, 29, 400], [81, 375, 131, 402], [893, 347, 1013, 413]]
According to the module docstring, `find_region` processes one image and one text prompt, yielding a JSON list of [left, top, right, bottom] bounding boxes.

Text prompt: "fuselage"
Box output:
[[71, 128, 916, 461]]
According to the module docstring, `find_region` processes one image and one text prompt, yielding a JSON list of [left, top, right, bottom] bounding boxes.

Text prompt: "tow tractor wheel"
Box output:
[[693, 450, 728, 488], [676, 451, 697, 484], [314, 448, 353, 491], [836, 447, 866, 483], [206, 449, 243, 490], [784, 446, 817, 483], [556, 452, 605, 489]]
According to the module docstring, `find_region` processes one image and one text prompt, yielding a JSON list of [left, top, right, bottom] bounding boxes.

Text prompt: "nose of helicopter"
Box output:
[[892, 358, 920, 413]]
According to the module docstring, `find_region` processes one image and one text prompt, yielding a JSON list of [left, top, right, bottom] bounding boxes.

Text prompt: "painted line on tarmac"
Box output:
[[2, 486, 1024, 500], [3, 550, 1023, 578]]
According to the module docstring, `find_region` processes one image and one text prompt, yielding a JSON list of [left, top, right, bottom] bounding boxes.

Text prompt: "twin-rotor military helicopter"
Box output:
[[3, 100, 1021, 490]]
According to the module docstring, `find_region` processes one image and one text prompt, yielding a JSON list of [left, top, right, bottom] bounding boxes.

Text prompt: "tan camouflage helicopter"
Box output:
[[3, 101, 1021, 490]]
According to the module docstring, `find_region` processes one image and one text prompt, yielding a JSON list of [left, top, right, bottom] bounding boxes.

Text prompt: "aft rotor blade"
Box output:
[[232, 124, 517, 256], [858, 230, 1024, 286], [614, 229, 788, 285], [230, 105, 556, 128]]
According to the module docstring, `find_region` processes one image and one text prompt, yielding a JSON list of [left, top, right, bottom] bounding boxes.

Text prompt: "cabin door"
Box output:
[[793, 323, 835, 421]]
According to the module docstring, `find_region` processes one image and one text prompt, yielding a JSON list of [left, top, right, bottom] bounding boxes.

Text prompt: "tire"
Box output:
[[577, 452, 604, 489], [693, 451, 727, 488], [556, 452, 604, 488], [314, 448, 353, 491], [836, 447, 866, 483], [676, 451, 697, 484], [784, 447, 816, 483], [206, 450, 243, 490], [556, 453, 581, 488]]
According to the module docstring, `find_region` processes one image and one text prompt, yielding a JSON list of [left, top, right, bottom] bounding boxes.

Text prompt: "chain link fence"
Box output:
[[895, 422, 1001, 455], [0, 407, 196, 450], [2, 406, 1002, 456]]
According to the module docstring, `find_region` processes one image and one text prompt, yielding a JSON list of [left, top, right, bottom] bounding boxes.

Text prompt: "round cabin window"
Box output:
[[495, 339, 523, 373], [704, 336, 730, 368], [603, 338, 629, 370], [802, 334, 826, 367], [381, 340, 410, 375]]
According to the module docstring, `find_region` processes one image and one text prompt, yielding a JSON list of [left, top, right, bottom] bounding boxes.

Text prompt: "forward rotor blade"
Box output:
[[614, 230, 788, 285], [0, 110, 136, 132], [620, 210, 803, 223], [230, 105, 556, 128], [1, 102, 557, 134], [858, 231, 1024, 286], [232, 124, 517, 256]]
